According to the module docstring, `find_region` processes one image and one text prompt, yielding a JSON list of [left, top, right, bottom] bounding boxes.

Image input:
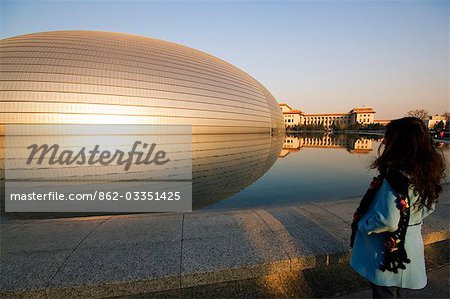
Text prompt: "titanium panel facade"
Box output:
[[0, 30, 284, 134]]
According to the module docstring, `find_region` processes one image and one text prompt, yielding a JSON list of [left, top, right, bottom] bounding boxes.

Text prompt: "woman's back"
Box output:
[[349, 117, 446, 297], [351, 178, 434, 289]]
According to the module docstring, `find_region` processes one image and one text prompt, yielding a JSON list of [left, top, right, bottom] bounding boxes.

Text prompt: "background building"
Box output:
[[425, 115, 447, 130], [279, 103, 303, 126], [280, 103, 376, 128]]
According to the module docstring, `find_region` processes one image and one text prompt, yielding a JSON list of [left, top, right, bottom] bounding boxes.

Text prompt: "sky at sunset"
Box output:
[[1, 0, 448, 119]]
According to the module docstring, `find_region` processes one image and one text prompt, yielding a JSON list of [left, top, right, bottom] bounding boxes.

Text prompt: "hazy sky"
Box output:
[[1, 0, 448, 119]]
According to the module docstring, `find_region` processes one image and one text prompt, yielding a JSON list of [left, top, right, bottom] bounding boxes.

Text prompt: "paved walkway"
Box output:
[[335, 264, 449, 299], [1, 184, 448, 298]]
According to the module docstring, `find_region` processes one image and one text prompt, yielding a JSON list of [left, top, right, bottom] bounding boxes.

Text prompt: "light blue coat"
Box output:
[[350, 179, 435, 289]]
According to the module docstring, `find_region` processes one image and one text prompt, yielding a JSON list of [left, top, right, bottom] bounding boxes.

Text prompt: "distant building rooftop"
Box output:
[[283, 109, 303, 114], [279, 103, 293, 109], [349, 107, 376, 113], [305, 113, 348, 116]]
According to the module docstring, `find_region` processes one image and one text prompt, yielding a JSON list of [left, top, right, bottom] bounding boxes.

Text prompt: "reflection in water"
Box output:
[[191, 134, 283, 209], [0, 133, 284, 215], [280, 133, 382, 158], [209, 133, 446, 210], [1, 131, 448, 216]]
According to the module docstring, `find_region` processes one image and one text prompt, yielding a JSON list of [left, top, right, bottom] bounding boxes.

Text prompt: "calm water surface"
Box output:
[[206, 133, 449, 210], [2, 133, 448, 217]]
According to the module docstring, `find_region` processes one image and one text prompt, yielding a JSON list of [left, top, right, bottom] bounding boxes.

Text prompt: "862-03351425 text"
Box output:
[[9, 191, 183, 201]]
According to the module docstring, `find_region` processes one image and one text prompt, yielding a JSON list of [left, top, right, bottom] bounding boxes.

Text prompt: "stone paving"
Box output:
[[0, 184, 448, 298], [334, 263, 449, 299]]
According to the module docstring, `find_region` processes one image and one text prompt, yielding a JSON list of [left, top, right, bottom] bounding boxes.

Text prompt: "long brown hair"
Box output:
[[371, 117, 446, 210]]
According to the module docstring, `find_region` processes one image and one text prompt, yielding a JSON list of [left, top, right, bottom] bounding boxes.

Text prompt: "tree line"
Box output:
[[405, 109, 449, 131]]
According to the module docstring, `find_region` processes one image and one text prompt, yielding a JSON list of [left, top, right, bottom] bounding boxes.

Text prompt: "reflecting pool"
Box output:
[[206, 133, 450, 210], [1, 132, 448, 216]]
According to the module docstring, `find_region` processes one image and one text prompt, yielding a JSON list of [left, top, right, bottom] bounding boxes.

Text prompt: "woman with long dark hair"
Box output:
[[350, 117, 446, 298]]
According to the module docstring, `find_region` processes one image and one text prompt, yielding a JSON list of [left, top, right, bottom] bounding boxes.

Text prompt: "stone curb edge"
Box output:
[[1, 230, 448, 299]]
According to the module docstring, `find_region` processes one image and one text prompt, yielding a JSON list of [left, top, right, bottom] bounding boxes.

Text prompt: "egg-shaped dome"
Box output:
[[0, 30, 284, 134]]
